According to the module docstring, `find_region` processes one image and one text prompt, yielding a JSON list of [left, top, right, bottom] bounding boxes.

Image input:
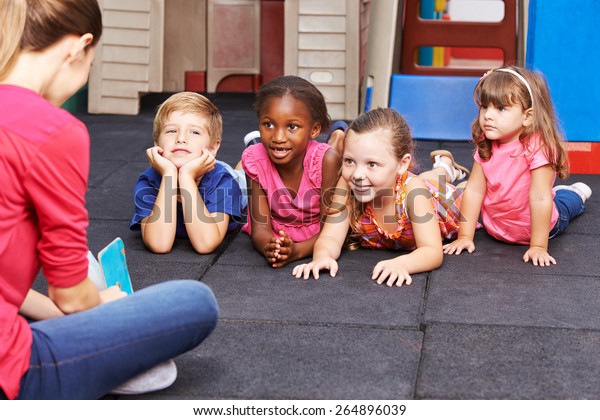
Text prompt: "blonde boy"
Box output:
[[130, 92, 245, 253]]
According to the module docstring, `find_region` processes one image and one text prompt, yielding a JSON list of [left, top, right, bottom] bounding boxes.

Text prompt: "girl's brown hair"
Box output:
[[473, 65, 569, 179], [343, 108, 415, 247], [0, 0, 102, 79]]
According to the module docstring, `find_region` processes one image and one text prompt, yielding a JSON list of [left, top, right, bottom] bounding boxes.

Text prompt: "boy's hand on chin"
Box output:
[[180, 149, 216, 181], [146, 146, 177, 176]]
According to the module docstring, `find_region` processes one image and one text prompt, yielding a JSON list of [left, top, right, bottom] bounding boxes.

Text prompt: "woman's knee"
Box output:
[[142, 280, 219, 330], [175, 280, 218, 328]]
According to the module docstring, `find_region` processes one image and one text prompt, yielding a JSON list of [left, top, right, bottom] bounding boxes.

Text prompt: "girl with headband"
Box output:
[[443, 65, 591, 266]]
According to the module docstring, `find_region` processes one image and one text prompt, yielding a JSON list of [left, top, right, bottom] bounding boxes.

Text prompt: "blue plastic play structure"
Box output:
[[389, 74, 478, 140], [526, 0, 600, 141], [388, 0, 599, 142]]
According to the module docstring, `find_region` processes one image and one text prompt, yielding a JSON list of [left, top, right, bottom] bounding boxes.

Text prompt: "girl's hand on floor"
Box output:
[[443, 237, 475, 255], [523, 246, 556, 266], [292, 257, 339, 280], [372, 259, 412, 287]]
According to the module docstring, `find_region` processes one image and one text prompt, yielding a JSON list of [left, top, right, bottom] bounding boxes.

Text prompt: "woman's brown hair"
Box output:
[[0, 0, 102, 79]]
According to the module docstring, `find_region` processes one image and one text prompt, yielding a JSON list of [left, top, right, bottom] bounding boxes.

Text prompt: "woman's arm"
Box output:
[[20, 289, 64, 320], [48, 278, 127, 314], [372, 176, 443, 287], [443, 162, 486, 254], [524, 164, 556, 266], [48, 278, 102, 314]]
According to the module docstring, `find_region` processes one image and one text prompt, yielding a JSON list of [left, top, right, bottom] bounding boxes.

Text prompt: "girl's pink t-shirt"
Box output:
[[241, 141, 330, 242], [474, 134, 559, 244]]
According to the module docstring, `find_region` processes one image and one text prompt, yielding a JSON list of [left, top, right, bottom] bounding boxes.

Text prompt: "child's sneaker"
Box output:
[[554, 182, 592, 204], [243, 130, 261, 147]]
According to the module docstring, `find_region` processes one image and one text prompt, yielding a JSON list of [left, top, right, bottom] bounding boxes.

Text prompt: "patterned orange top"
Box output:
[[356, 172, 463, 250]]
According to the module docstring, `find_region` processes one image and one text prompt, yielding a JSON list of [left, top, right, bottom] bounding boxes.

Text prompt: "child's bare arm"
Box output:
[[141, 148, 179, 253], [178, 151, 229, 254], [373, 177, 443, 287], [292, 177, 349, 279], [524, 165, 556, 266], [247, 178, 281, 264], [443, 162, 486, 255], [320, 148, 343, 225]]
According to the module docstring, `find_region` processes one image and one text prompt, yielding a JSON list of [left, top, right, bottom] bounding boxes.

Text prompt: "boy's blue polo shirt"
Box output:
[[130, 162, 244, 237]]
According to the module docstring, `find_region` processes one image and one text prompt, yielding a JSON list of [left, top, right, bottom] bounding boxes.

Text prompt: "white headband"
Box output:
[[484, 68, 534, 107]]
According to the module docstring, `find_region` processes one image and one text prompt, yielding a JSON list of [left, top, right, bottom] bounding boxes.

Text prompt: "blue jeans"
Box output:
[[549, 189, 586, 238], [8, 280, 217, 399]]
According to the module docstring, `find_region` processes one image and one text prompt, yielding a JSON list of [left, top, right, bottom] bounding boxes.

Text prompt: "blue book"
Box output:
[[97, 237, 134, 295]]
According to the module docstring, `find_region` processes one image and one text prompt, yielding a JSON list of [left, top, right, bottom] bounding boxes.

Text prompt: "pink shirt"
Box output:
[[474, 134, 559, 244], [241, 141, 330, 242], [0, 85, 89, 399]]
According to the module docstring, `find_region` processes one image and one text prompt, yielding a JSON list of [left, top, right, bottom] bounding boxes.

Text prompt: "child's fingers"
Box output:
[[372, 263, 390, 284], [395, 273, 412, 287], [329, 260, 339, 278], [292, 264, 304, 278], [385, 272, 398, 287]]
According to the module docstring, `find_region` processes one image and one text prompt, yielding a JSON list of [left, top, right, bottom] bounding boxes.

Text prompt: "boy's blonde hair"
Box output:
[[153, 92, 222, 145]]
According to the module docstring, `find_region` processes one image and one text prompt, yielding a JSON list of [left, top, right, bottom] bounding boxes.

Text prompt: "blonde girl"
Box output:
[[293, 108, 468, 287]]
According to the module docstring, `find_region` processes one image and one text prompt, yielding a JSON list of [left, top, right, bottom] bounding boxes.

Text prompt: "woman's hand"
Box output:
[[99, 286, 127, 304], [292, 257, 339, 280], [372, 258, 412, 287]]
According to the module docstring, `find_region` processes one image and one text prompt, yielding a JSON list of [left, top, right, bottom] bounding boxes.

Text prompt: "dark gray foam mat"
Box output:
[[425, 270, 600, 329], [88, 121, 152, 162], [86, 162, 148, 221], [202, 264, 426, 328], [126, 321, 423, 400], [440, 229, 600, 277], [417, 323, 600, 399], [128, 262, 212, 290], [89, 160, 128, 188], [216, 230, 417, 272]]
